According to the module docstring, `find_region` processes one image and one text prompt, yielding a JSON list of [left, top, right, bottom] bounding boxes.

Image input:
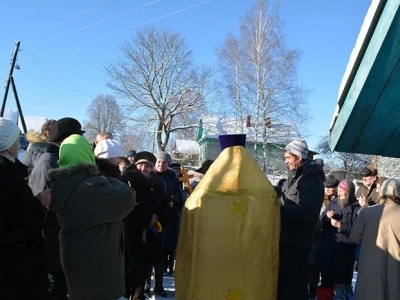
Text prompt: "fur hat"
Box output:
[[360, 166, 378, 177], [285, 138, 309, 159], [94, 139, 124, 159], [0, 117, 21, 152], [135, 151, 157, 168], [155, 151, 172, 166], [50, 117, 85, 142]]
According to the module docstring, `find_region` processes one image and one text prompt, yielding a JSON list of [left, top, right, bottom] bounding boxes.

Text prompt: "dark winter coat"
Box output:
[[318, 196, 360, 282], [47, 163, 136, 300], [0, 155, 49, 299], [355, 182, 378, 205], [122, 166, 170, 268], [157, 167, 184, 250], [21, 141, 62, 273], [280, 159, 325, 248]]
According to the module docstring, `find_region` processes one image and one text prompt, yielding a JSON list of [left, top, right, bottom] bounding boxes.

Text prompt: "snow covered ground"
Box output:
[[145, 272, 357, 299]]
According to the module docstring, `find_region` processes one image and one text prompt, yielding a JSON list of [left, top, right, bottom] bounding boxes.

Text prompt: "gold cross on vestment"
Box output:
[[178, 166, 194, 194]]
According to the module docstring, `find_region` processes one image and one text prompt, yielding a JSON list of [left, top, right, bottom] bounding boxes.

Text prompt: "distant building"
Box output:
[[196, 115, 311, 174], [3, 109, 46, 133], [171, 139, 200, 166]]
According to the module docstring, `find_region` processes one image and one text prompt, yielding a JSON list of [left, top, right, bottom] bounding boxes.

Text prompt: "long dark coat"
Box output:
[[21, 141, 62, 273], [121, 166, 169, 268], [157, 168, 184, 250], [318, 197, 360, 283], [0, 155, 49, 299]]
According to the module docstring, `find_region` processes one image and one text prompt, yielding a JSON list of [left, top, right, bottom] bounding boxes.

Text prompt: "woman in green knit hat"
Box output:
[[46, 134, 136, 300]]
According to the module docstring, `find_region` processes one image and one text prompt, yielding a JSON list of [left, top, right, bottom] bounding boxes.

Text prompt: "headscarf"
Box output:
[[58, 134, 95, 169]]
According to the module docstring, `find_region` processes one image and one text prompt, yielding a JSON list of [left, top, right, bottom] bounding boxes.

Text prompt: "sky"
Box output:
[[0, 0, 372, 151]]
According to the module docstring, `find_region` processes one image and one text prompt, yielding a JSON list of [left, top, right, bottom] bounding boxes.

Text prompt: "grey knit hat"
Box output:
[[155, 151, 171, 166], [285, 138, 309, 159]]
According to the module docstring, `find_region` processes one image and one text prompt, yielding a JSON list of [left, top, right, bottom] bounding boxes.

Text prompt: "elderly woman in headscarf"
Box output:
[[350, 178, 400, 300], [317, 179, 360, 299], [0, 118, 50, 299], [46, 134, 136, 300]]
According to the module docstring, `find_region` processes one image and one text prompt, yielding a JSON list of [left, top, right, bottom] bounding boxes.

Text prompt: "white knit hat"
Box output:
[[285, 138, 309, 159], [0, 117, 21, 152], [94, 139, 124, 159]]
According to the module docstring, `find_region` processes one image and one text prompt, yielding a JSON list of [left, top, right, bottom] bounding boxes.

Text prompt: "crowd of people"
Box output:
[[0, 117, 216, 300], [1, 115, 399, 300], [278, 139, 400, 300]]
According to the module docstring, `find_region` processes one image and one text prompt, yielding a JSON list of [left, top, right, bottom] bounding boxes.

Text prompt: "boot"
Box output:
[[154, 285, 168, 298], [154, 266, 167, 297], [343, 284, 354, 300], [334, 284, 346, 300], [308, 284, 317, 299], [144, 277, 151, 296], [131, 286, 145, 300]]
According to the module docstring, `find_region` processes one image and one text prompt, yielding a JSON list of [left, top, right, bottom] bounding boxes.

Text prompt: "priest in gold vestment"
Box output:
[[175, 134, 280, 300]]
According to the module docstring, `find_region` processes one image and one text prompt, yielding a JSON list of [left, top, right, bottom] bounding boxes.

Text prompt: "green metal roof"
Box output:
[[329, 0, 400, 157]]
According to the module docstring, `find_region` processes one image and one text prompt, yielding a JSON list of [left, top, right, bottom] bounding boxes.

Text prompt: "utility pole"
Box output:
[[10, 75, 27, 133], [1, 41, 20, 117], [0, 41, 27, 133]]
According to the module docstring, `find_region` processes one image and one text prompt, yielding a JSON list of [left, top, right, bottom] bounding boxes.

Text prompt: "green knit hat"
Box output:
[[58, 134, 95, 169]]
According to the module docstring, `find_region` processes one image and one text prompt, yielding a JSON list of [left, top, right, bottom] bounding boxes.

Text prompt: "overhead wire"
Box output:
[[17, 0, 348, 105], [44, 0, 161, 43], [18, 59, 95, 100], [49, 0, 345, 57], [138, 0, 213, 26], [51, 0, 214, 55], [22, 49, 105, 87], [32, 0, 115, 37], [19, 69, 79, 106]]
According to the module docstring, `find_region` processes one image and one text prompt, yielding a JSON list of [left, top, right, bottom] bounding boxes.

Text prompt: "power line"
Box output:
[[32, 0, 115, 38], [19, 63, 95, 100], [19, 69, 76, 106], [139, 0, 213, 26], [44, 0, 161, 43], [50, 0, 214, 55], [22, 49, 105, 87]]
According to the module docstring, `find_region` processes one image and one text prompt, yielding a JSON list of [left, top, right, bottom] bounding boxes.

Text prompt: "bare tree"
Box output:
[[218, 1, 309, 172], [120, 132, 146, 153], [218, 34, 245, 133], [83, 94, 125, 142], [377, 156, 400, 178], [316, 135, 373, 173], [172, 109, 200, 140], [105, 25, 213, 151]]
